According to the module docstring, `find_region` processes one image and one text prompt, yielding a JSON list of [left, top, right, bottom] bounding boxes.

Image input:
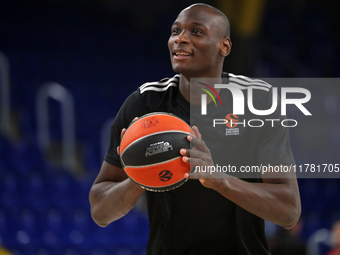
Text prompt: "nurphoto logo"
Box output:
[[197, 81, 312, 128]]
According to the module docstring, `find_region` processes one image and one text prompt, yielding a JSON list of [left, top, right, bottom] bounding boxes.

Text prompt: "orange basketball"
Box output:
[[119, 112, 191, 192]]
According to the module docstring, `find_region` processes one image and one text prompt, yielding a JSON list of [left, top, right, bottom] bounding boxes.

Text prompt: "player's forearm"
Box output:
[[89, 179, 144, 227], [213, 176, 301, 229]]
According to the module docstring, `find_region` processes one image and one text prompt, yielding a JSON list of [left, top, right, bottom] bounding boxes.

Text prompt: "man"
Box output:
[[89, 3, 301, 254]]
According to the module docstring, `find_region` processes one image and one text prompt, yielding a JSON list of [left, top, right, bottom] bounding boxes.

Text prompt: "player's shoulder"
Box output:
[[138, 74, 180, 94], [227, 73, 272, 93]]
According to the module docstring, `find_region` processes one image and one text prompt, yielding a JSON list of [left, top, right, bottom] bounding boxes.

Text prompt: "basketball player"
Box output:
[[89, 3, 301, 254]]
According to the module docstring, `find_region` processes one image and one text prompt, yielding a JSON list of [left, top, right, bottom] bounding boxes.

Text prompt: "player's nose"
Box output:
[[175, 30, 189, 44]]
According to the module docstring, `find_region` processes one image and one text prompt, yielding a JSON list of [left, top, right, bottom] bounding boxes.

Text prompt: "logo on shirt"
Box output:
[[225, 114, 240, 136], [225, 113, 239, 128], [210, 113, 241, 136]]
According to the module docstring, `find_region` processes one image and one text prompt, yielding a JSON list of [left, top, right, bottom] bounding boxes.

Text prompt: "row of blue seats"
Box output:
[[9, 246, 147, 255], [1, 208, 149, 244], [0, 134, 149, 253]]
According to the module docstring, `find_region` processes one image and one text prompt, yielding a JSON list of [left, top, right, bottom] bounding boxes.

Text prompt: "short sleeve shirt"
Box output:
[[105, 73, 295, 255]]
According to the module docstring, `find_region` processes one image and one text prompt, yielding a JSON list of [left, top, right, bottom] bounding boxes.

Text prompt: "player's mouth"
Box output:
[[173, 51, 193, 60]]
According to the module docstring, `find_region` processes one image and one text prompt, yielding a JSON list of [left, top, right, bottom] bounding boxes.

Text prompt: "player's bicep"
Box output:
[[93, 161, 128, 184]]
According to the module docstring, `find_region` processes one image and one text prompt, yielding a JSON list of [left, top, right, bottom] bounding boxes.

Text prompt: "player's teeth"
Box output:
[[176, 52, 189, 56]]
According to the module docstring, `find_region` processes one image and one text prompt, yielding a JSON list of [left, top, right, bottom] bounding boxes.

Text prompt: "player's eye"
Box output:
[[192, 29, 203, 35], [172, 28, 181, 35]]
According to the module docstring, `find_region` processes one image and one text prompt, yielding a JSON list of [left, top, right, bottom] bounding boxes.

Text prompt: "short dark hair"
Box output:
[[186, 3, 231, 38]]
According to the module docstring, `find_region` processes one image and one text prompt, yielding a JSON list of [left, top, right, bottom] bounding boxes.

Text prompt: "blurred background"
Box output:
[[0, 0, 339, 254]]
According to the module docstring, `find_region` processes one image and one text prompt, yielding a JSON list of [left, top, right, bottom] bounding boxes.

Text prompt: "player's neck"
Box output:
[[179, 73, 222, 105]]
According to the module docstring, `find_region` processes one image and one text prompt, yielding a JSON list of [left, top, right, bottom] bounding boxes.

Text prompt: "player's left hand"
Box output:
[[180, 126, 225, 189]]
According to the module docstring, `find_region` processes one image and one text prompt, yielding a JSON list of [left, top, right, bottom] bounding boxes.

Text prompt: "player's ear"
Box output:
[[220, 37, 232, 57]]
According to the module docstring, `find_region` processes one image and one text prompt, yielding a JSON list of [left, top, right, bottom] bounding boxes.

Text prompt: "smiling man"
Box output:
[[89, 4, 301, 255], [169, 5, 230, 80]]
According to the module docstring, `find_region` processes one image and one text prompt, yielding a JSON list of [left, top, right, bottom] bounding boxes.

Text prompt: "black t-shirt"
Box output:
[[105, 73, 295, 255]]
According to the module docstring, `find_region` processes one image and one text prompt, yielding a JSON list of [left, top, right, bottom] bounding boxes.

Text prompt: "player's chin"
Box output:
[[171, 64, 194, 76]]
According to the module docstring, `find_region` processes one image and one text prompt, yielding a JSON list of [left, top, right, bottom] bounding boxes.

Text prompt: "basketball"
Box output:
[[119, 112, 191, 192]]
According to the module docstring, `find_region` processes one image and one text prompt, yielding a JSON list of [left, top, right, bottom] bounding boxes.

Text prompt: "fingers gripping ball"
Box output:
[[120, 112, 191, 192]]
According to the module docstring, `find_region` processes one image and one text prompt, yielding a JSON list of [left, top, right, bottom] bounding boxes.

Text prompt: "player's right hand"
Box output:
[[117, 117, 139, 155]]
